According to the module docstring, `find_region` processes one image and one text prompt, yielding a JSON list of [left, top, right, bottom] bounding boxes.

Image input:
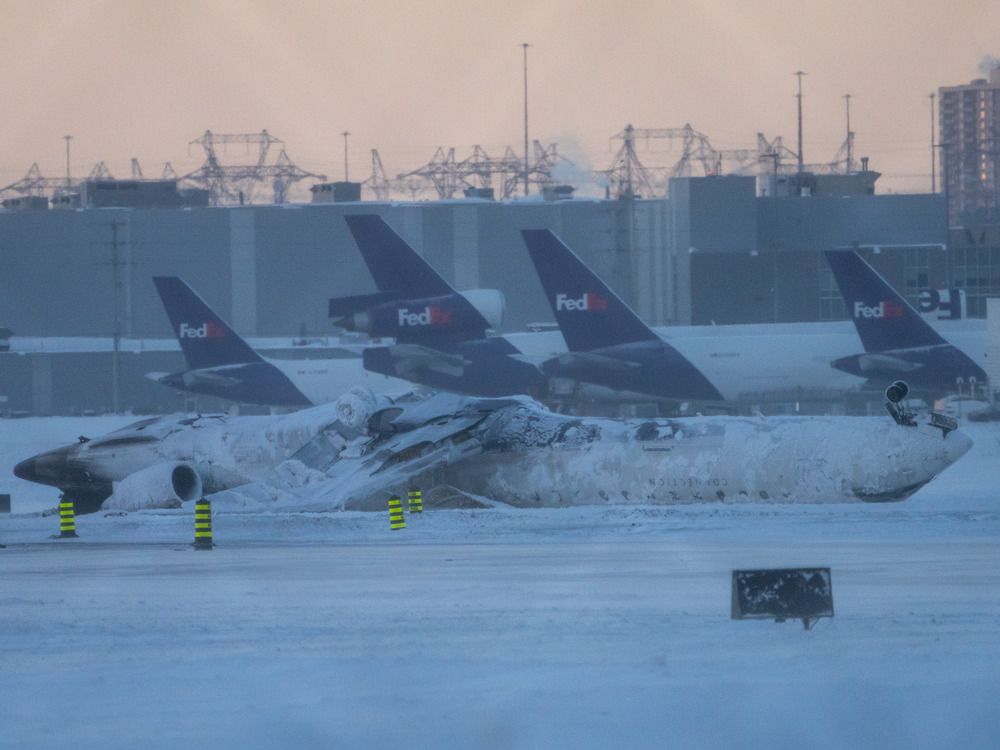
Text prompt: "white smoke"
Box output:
[[545, 133, 605, 198], [978, 55, 1000, 77]]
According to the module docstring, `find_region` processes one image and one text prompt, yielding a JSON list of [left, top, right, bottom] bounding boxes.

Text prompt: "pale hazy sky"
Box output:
[[2, 0, 998, 195]]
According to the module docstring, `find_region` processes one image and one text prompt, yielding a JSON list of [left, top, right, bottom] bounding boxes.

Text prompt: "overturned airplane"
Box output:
[[14, 385, 972, 514]]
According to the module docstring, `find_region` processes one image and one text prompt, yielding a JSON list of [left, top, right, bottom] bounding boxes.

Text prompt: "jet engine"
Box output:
[[460, 289, 505, 330], [103, 462, 204, 511], [335, 387, 400, 434]]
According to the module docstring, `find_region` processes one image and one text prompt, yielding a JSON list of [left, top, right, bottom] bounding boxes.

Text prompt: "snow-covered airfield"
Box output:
[[2, 404, 999, 748]]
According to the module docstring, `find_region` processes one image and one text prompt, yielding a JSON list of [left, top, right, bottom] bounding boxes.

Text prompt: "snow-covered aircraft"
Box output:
[[150, 276, 410, 407], [13, 386, 971, 514]]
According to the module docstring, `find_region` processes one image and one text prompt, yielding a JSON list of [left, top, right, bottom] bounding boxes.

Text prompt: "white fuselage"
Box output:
[[225, 319, 992, 406], [37, 394, 972, 512], [445, 414, 972, 506], [266, 355, 415, 404], [505, 319, 989, 402], [74, 404, 348, 495]]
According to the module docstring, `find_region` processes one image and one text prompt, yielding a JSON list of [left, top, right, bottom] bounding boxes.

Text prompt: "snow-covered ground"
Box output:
[[1, 416, 999, 748]]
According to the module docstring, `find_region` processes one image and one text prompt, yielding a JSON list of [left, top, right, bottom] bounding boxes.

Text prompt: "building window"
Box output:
[[903, 246, 930, 309], [952, 245, 1000, 317], [818, 265, 845, 320]]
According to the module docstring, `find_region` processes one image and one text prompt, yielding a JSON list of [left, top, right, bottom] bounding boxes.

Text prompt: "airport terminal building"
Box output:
[[0, 175, 972, 413]]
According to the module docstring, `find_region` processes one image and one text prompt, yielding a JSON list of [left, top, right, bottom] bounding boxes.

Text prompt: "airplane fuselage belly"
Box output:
[[271, 358, 413, 405], [668, 332, 865, 401], [444, 417, 969, 506]]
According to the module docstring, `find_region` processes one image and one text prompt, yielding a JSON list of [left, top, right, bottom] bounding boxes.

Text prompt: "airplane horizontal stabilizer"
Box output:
[[329, 291, 402, 318]]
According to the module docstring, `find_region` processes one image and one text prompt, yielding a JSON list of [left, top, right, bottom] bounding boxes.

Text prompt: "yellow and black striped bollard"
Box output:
[[388, 495, 406, 531], [58, 498, 78, 538], [407, 487, 423, 514], [192, 499, 214, 549]]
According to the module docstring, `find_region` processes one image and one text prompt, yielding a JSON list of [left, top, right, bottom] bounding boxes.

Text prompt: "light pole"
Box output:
[[110, 220, 125, 414], [341, 131, 350, 182], [930, 93, 936, 193], [521, 42, 531, 197], [63, 135, 73, 188], [843, 93, 853, 173], [794, 71, 806, 174]]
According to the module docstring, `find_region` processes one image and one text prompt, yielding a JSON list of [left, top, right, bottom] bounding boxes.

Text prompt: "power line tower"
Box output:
[[458, 145, 522, 198], [398, 142, 576, 200], [182, 130, 325, 205], [364, 149, 391, 200], [88, 162, 114, 180], [529, 141, 575, 191], [397, 147, 460, 199], [0, 163, 69, 198], [602, 124, 665, 199]]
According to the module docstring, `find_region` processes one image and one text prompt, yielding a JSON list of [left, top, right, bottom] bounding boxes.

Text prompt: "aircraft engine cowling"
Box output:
[[335, 386, 400, 434], [460, 289, 505, 330], [103, 462, 204, 511]]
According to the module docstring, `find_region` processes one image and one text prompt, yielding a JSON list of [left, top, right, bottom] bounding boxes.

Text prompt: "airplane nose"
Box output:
[[13, 447, 70, 487], [945, 429, 974, 464], [13, 456, 37, 482]]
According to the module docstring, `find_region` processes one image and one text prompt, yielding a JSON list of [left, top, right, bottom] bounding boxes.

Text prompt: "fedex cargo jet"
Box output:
[[824, 249, 986, 395], [335, 215, 549, 397], [151, 277, 410, 407], [339, 217, 867, 406], [332, 214, 505, 343], [519, 229, 872, 405]]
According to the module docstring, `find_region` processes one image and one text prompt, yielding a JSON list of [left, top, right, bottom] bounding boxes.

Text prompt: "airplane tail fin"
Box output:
[[344, 214, 454, 298], [824, 251, 946, 352], [152, 277, 264, 369], [521, 229, 658, 351]]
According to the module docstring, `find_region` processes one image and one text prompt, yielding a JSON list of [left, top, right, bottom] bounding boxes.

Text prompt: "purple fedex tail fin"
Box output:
[[153, 277, 263, 369], [824, 250, 946, 352], [521, 229, 658, 351]]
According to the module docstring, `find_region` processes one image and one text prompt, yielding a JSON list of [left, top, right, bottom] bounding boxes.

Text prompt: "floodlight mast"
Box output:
[[521, 42, 531, 197]]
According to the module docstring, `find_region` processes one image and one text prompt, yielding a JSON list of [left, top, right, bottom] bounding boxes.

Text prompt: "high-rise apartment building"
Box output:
[[940, 67, 1000, 225]]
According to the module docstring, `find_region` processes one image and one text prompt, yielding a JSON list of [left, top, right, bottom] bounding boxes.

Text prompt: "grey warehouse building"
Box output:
[[0, 175, 954, 414]]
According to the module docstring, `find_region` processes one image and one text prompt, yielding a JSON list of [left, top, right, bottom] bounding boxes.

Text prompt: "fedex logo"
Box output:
[[555, 292, 609, 312], [853, 300, 904, 319], [179, 322, 225, 338], [398, 305, 454, 327]]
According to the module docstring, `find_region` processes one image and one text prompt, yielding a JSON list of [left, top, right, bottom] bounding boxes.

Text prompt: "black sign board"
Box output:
[[732, 568, 833, 630]]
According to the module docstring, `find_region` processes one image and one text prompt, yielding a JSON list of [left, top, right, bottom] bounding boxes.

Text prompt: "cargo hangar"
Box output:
[[0, 171, 957, 415], [0, 170, 956, 336]]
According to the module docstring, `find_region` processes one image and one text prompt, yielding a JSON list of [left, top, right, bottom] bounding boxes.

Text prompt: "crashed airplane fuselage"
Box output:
[[14, 390, 972, 513], [443, 408, 971, 506]]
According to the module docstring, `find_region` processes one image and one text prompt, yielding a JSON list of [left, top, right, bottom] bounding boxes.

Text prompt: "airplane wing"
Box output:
[[209, 393, 508, 511], [854, 352, 924, 374], [377, 343, 469, 378], [544, 351, 643, 373], [180, 369, 244, 389]]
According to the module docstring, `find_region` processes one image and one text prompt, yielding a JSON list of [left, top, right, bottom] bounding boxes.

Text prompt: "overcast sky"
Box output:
[[2, 0, 998, 195]]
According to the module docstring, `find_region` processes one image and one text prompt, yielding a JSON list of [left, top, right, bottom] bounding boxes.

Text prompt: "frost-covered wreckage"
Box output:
[[14, 387, 972, 513]]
